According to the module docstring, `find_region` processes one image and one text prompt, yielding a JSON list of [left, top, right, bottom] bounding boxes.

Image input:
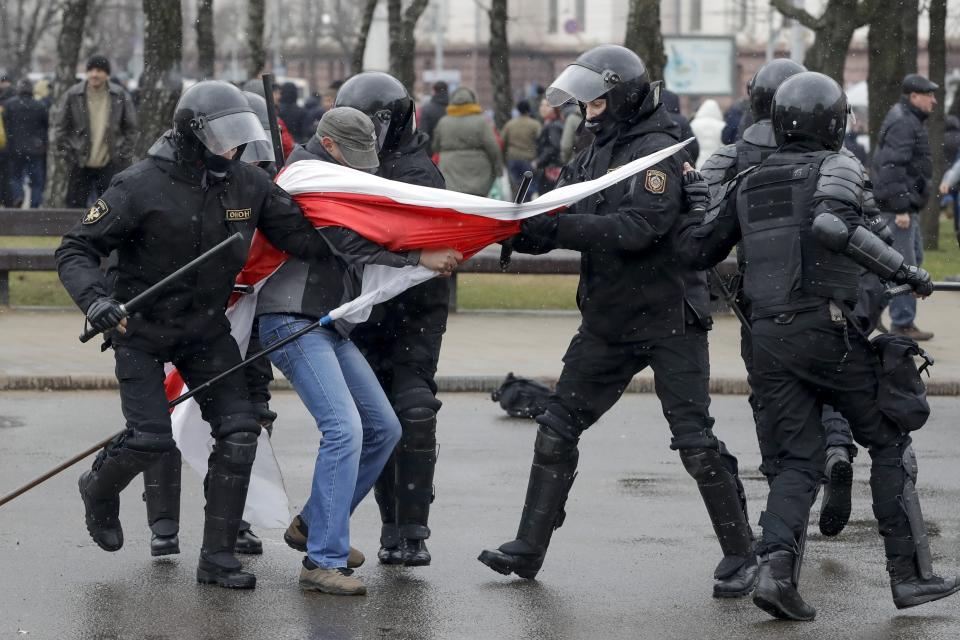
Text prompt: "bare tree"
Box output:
[[136, 0, 183, 157], [624, 0, 666, 81], [488, 0, 512, 130], [387, 0, 430, 92], [867, 1, 917, 150], [45, 0, 91, 207], [196, 0, 215, 79], [0, 0, 64, 79], [770, 0, 881, 83], [247, 0, 266, 79], [922, 0, 946, 250], [351, 0, 379, 75]]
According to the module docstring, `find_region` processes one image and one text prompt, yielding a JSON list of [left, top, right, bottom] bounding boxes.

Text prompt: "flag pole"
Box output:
[[499, 170, 535, 270]]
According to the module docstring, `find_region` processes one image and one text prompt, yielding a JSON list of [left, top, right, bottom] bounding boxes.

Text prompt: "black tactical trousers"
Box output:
[[114, 330, 259, 452], [750, 306, 912, 554], [546, 325, 733, 457], [740, 321, 857, 479]]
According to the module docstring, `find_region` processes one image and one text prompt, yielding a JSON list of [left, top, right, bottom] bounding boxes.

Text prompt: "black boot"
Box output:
[[679, 447, 758, 598], [753, 551, 817, 621], [234, 521, 263, 555], [478, 426, 578, 580], [80, 444, 160, 552], [197, 432, 258, 589], [819, 446, 853, 537], [395, 407, 438, 567], [143, 449, 181, 557], [889, 556, 960, 609], [374, 452, 404, 565]]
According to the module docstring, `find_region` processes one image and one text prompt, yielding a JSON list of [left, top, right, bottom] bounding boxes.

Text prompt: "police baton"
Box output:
[[0, 311, 334, 509], [79, 233, 245, 343], [885, 281, 960, 298], [500, 170, 535, 271], [711, 267, 751, 330], [262, 73, 285, 170]]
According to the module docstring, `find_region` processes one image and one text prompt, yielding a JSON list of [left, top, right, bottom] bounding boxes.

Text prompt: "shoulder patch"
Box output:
[[644, 169, 667, 194], [83, 199, 110, 224]]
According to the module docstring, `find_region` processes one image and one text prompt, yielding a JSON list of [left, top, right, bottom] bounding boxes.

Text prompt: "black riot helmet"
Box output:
[[748, 58, 806, 121], [172, 80, 268, 168], [772, 72, 850, 151], [240, 91, 276, 164], [335, 72, 415, 155], [546, 45, 650, 122]]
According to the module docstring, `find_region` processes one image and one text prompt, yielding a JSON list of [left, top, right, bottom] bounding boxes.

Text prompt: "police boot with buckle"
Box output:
[[889, 557, 960, 609], [394, 407, 439, 567], [143, 448, 181, 556], [235, 521, 263, 555], [753, 551, 816, 621], [80, 446, 160, 552], [401, 538, 431, 567], [819, 446, 853, 537], [478, 425, 578, 580]]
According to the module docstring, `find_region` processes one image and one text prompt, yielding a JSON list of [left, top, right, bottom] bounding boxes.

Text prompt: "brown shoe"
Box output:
[[299, 565, 367, 596], [284, 515, 364, 568], [893, 324, 934, 341]]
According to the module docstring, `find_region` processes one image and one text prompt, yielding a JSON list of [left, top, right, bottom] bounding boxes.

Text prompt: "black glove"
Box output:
[[85, 297, 125, 333], [521, 213, 559, 239], [894, 265, 934, 297], [682, 169, 709, 217], [253, 402, 278, 437]]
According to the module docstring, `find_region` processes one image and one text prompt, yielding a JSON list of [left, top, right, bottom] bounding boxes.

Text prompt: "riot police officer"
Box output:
[[699, 58, 861, 538], [676, 71, 959, 620], [477, 45, 757, 598], [56, 80, 333, 589], [332, 72, 449, 567], [139, 89, 281, 559]]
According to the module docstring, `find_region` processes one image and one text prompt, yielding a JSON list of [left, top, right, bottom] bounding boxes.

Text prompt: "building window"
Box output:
[[690, 0, 702, 32], [548, 0, 558, 33]]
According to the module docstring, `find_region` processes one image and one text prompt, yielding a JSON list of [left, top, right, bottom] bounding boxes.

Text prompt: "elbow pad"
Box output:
[[811, 212, 850, 252], [845, 225, 904, 279]]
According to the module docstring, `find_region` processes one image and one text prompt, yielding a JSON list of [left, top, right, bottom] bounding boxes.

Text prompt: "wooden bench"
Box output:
[[0, 208, 82, 305]]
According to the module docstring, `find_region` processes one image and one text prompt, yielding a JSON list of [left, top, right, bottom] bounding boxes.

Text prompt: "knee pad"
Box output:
[[678, 447, 724, 482], [125, 420, 177, 453], [535, 410, 580, 444], [669, 423, 718, 451], [398, 406, 436, 449], [533, 424, 578, 466], [393, 386, 441, 415], [211, 411, 261, 438], [214, 431, 259, 472]]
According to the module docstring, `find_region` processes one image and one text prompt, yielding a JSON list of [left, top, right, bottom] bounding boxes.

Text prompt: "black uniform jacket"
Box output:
[[516, 105, 712, 343], [56, 133, 330, 352]]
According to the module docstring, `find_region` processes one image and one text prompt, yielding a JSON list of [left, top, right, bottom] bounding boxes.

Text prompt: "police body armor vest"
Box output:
[[736, 151, 862, 319]]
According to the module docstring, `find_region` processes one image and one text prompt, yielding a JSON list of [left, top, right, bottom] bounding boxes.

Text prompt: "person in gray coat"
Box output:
[[430, 86, 502, 196]]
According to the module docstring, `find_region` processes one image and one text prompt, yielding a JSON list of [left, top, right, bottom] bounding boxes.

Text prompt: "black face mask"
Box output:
[[201, 144, 245, 173], [584, 109, 617, 145]]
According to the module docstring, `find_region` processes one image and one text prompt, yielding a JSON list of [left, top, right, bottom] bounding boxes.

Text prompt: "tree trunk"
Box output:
[[45, 0, 90, 208], [922, 0, 946, 250], [351, 0, 379, 75], [136, 0, 183, 158], [2, 0, 62, 80], [488, 0, 512, 131], [623, 0, 666, 82], [867, 2, 913, 150], [196, 0, 215, 79], [247, 0, 265, 79], [388, 0, 430, 93]]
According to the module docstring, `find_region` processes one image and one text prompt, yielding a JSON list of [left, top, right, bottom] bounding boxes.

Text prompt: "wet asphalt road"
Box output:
[[1, 391, 960, 639]]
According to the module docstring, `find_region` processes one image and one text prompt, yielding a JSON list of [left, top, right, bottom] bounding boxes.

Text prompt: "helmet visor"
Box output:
[[546, 63, 616, 107], [240, 136, 275, 163], [194, 109, 269, 156]]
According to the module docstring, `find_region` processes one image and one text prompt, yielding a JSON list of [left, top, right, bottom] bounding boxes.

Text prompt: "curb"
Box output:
[[4, 374, 960, 396]]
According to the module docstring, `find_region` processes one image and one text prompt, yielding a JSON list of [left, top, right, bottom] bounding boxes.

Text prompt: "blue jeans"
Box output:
[[258, 314, 402, 568], [886, 214, 921, 328], [8, 154, 45, 208]]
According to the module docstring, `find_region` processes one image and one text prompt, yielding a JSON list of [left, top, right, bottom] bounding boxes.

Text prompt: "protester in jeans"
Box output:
[[2, 78, 48, 207], [500, 100, 541, 201], [256, 107, 462, 596], [871, 73, 937, 341], [54, 55, 138, 208]]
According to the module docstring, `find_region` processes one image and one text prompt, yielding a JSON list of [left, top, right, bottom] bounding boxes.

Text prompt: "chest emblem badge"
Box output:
[[225, 208, 252, 221], [82, 199, 110, 224], [644, 169, 667, 194]]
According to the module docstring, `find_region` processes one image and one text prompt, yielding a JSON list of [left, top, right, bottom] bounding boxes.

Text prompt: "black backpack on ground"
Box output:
[[491, 373, 552, 419]]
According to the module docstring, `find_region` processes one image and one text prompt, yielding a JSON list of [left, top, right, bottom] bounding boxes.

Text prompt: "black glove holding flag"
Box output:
[[682, 163, 709, 218]]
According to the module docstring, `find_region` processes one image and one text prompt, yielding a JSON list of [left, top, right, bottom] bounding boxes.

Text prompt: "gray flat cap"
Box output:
[[316, 106, 379, 170]]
